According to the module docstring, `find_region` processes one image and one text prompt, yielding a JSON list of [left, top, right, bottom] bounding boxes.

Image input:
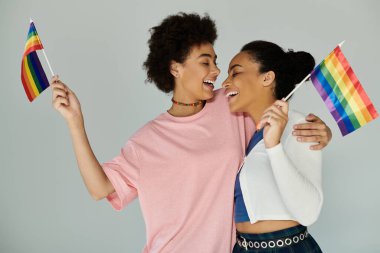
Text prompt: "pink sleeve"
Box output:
[[102, 141, 140, 211]]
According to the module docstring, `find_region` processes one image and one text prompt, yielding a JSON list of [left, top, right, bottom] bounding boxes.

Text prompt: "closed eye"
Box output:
[[232, 72, 240, 77]]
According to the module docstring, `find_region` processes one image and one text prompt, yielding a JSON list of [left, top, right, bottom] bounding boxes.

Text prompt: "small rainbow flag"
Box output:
[[310, 45, 378, 136], [21, 21, 50, 102]]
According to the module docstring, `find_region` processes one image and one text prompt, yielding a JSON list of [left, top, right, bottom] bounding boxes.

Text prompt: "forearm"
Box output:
[[267, 141, 323, 225], [68, 119, 114, 200], [50, 77, 114, 200]]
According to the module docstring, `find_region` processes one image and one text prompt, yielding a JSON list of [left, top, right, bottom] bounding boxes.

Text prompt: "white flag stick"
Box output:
[[30, 18, 55, 76], [282, 40, 345, 102], [283, 73, 311, 102], [41, 48, 55, 76]]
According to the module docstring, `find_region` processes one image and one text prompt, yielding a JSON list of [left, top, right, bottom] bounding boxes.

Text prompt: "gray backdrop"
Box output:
[[1, 0, 379, 252]]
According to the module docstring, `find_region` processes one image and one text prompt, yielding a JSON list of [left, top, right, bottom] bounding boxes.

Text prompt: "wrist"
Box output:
[[265, 140, 280, 149], [67, 115, 85, 130]]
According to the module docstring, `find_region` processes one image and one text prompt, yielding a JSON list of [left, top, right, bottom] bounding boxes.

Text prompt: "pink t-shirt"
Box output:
[[102, 89, 255, 253]]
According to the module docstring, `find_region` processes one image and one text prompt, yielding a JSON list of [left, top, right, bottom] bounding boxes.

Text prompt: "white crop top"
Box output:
[[239, 110, 323, 226]]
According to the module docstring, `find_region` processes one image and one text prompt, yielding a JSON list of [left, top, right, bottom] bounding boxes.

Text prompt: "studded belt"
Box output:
[[236, 229, 309, 250]]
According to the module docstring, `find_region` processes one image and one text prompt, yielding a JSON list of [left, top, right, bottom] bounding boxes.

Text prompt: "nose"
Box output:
[[211, 64, 221, 77], [222, 77, 230, 88]]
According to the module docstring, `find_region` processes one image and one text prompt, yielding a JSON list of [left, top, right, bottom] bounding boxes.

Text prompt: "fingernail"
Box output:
[[297, 137, 302, 141], [292, 131, 296, 135]]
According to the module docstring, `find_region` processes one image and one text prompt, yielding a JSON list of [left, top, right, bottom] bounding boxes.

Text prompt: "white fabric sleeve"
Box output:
[[266, 134, 323, 226]]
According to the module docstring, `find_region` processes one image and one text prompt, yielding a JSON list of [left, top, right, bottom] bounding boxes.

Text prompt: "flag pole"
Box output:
[[30, 18, 55, 76], [283, 73, 311, 102], [282, 40, 345, 102]]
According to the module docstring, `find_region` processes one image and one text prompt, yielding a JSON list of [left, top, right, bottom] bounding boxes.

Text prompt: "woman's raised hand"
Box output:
[[257, 100, 289, 149], [51, 75, 83, 125]]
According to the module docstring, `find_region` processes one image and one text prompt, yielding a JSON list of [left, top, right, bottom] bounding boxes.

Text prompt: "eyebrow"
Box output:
[[198, 53, 217, 61], [229, 64, 242, 72]]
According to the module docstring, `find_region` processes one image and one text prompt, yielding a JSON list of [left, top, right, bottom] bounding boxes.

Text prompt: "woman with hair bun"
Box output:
[[224, 40, 323, 252], [51, 13, 329, 252]]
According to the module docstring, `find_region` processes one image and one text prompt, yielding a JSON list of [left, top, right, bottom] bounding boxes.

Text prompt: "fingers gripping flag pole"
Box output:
[[21, 18, 54, 102]]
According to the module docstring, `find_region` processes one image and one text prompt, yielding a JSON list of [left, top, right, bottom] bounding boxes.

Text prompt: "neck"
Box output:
[[246, 97, 276, 126], [167, 102, 204, 117], [167, 92, 204, 117]]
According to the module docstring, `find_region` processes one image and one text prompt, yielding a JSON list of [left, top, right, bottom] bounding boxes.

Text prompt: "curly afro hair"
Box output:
[[143, 13, 217, 93]]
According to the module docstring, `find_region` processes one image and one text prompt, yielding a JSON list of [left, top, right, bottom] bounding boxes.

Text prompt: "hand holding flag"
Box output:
[[51, 76, 83, 124]]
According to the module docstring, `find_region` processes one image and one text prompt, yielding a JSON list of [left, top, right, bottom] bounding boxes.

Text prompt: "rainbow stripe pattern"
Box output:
[[310, 46, 378, 136], [21, 21, 49, 102]]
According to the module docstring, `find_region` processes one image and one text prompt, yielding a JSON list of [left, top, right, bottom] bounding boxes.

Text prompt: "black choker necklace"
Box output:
[[171, 98, 203, 107]]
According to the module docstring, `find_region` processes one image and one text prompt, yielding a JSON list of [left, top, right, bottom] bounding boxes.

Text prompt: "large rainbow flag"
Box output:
[[21, 21, 50, 102], [310, 46, 378, 136]]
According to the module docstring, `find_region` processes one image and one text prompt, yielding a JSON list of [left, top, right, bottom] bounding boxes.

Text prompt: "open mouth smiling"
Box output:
[[226, 91, 239, 97], [203, 79, 215, 89]]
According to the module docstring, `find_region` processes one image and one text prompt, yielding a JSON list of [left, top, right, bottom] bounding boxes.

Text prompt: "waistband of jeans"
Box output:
[[237, 225, 306, 241], [236, 225, 309, 250]]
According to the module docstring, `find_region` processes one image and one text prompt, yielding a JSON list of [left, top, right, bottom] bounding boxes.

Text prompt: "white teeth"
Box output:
[[226, 91, 239, 97], [203, 80, 215, 84]]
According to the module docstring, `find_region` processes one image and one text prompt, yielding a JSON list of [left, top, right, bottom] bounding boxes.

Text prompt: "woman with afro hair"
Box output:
[[50, 13, 331, 252]]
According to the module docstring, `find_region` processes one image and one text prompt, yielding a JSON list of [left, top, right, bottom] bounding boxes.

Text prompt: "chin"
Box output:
[[203, 91, 215, 100], [230, 102, 246, 113], [228, 104, 239, 113]]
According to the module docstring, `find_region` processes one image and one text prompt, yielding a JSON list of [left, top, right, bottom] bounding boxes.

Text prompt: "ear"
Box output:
[[262, 71, 275, 87], [170, 61, 180, 78]]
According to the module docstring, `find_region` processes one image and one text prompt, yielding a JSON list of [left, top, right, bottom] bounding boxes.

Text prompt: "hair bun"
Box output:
[[285, 49, 315, 84]]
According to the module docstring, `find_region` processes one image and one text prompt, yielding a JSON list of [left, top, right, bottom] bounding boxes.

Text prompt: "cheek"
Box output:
[[236, 77, 251, 95], [235, 79, 258, 107], [187, 65, 205, 78], [241, 77, 259, 97], [182, 66, 208, 93]]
